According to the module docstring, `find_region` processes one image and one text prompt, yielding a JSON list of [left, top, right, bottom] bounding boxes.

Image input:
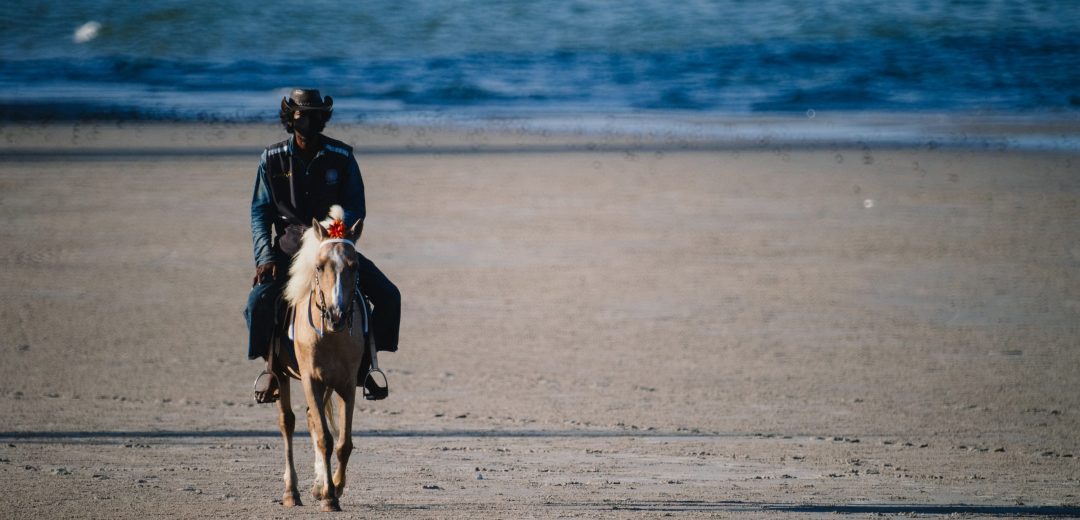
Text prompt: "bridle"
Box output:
[[309, 238, 358, 339]]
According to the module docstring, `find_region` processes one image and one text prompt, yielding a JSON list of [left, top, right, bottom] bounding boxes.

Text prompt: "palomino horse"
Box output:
[[275, 205, 365, 512]]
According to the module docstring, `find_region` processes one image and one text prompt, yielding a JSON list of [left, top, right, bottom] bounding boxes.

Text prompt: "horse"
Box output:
[[274, 205, 367, 512]]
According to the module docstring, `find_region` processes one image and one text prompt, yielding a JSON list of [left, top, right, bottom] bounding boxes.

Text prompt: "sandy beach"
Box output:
[[1, 121, 1078, 518]]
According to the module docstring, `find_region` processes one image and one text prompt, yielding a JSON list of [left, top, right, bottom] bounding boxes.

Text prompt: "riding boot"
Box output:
[[254, 355, 280, 403], [356, 339, 388, 399]]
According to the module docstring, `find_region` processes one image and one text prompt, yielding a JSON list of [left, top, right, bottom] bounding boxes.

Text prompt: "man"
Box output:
[[245, 88, 400, 403]]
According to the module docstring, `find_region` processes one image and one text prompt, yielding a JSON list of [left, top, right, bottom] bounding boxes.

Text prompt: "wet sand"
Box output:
[[1, 122, 1078, 518]]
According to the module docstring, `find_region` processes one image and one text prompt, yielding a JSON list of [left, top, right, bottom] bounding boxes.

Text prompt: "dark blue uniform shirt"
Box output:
[[250, 135, 365, 267]]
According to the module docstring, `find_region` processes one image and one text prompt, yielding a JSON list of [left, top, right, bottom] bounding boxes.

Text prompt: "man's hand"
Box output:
[[253, 262, 279, 287]]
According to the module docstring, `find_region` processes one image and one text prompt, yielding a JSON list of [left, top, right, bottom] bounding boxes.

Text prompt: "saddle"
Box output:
[[267, 290, 388, 400]]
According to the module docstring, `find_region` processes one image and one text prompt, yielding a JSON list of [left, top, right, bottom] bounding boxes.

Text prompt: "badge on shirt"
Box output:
[[325, 168, 339, 185]]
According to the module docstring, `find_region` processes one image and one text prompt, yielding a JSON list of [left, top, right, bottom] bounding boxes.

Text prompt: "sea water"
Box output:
[[1, 0, 1078, 127]]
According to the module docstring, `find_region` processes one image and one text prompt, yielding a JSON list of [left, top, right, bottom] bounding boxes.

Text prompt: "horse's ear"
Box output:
[[349, 218, 364, 241], [311, 218, 326, 240]]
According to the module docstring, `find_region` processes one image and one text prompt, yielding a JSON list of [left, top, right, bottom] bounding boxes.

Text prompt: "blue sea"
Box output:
[[2, 0, 1079, 124]]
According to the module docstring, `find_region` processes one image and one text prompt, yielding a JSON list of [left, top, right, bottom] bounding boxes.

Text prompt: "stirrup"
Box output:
[[253, 370, 280, 404], [363, 368, 388, 401]]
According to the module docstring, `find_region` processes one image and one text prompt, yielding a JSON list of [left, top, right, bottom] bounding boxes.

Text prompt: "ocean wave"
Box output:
[[2, 1, 1078, 120]]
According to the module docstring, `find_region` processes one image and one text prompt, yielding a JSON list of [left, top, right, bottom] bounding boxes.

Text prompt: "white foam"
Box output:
[[73, 21, 101, 44]]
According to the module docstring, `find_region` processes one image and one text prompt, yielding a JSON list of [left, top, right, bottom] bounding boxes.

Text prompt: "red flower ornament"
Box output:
[[327, 220, 346, 239]]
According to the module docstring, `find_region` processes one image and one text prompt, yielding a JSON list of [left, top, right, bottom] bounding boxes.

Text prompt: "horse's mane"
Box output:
[[285, 205, 345, 306]]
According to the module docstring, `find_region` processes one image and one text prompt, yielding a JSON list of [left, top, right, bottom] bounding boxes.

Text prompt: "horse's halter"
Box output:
[[310, 238, 357, 338]]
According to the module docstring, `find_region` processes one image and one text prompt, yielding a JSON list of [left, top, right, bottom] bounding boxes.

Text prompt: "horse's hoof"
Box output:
[[282, 491, 303, 508], [320, 498, 341, 512]]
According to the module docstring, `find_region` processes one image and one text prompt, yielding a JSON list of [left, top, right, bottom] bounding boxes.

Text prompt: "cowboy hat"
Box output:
[[280, 88, 333, 113]]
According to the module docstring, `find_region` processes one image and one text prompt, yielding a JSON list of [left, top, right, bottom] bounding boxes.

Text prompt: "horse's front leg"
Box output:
[[302, 377, 340, 511], [276, 377, 302, 507], [332, 388, 356, 498]]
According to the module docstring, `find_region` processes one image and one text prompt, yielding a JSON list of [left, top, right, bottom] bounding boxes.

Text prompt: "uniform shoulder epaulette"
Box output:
[[322, 137, 352, 157], [265, 139, 290, 156]]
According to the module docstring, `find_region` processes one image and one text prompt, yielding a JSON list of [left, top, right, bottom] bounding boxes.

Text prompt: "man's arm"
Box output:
[[251, 151, 277, 268], [341, 152, 366, 227]]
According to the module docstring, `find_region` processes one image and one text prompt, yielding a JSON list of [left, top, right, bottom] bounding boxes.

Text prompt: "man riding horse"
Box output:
[[245, 88, 400, 403]]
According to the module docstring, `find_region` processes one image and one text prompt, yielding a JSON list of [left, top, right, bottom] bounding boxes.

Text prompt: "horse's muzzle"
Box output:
[[332, 302, 361, 332], [329, 310, 348, 331]]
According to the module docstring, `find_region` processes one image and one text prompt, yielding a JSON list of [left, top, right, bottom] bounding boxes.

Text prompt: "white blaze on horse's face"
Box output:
[[317, 240, 358, 330]]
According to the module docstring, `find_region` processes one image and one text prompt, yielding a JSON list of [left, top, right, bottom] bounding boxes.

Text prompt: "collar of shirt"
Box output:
[[287, 135, 326, 161]]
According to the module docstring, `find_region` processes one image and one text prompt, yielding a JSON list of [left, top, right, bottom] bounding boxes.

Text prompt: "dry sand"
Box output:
[[0, 122, 1078, 518]]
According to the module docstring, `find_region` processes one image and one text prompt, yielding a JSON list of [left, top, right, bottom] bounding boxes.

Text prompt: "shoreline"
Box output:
[[2, 111, 1079, 155]]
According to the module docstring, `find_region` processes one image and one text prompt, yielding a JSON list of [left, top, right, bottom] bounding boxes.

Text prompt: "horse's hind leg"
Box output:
[[332, 389, 356, 498], [302, 377, 340, 511], [276, 377, 302, 507]]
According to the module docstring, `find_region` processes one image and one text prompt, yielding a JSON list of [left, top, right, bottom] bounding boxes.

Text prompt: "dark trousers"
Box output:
[[355, 253, 401, 353], [244, 253, 400, 360]]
